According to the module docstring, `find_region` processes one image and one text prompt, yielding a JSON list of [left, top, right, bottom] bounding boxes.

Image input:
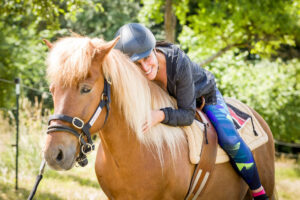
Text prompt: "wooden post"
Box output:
[[14, 77, 20, 190]]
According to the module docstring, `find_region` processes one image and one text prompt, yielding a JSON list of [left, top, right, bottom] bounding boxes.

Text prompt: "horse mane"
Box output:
[[47, 36, 201, 164], [102, 47, 188, 163]]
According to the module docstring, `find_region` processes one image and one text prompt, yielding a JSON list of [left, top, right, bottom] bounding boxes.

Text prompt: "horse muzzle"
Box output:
[[44, 133, 78, 170]]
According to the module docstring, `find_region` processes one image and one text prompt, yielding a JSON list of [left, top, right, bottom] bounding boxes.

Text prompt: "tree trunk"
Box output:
[[164, 0, 176, 43]]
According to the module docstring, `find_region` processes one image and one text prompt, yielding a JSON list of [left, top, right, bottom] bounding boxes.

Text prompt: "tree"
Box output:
[[139, 0, 300, 64], [164, 0, 176, 43], [0, 0, 141, 109], [65, 0, 140, 40], [138, 0, 173, 42], [208, 53, 300, 143], [0, 0, 96, 109]]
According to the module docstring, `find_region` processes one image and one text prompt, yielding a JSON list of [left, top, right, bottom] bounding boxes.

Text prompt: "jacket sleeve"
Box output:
[[160, 53, 196, 126]]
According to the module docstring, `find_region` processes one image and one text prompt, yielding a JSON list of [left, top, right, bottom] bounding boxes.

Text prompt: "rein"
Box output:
[[47, 79, 111, 167]]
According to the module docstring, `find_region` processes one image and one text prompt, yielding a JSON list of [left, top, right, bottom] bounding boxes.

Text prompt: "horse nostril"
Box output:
[[56, 149, 63, 162]]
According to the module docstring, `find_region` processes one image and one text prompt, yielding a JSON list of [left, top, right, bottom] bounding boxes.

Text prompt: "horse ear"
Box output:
[[94, 36, 120, 59], [69, 30, 82, 37], [43, 39, 53, 49]]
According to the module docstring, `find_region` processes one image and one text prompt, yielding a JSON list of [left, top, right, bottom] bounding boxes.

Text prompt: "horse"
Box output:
[[43, 36, 275, 199]]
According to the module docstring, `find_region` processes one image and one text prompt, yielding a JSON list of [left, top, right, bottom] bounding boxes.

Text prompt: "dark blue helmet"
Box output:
[[114, 23, 156, 62]]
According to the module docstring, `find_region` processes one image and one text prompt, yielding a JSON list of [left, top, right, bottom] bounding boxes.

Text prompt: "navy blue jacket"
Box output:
[[156, 43, 217, 126]]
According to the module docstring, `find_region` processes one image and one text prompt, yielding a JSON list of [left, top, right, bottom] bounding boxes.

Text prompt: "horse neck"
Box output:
[[96, 95, 193, 199], [99, 97, 144, 163]]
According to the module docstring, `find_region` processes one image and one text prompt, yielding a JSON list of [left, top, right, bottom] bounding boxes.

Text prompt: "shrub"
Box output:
[[206, 52, 300, 143]]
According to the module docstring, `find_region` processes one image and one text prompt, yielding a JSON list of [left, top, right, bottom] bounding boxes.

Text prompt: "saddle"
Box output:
[[185, 98, 269, 200]]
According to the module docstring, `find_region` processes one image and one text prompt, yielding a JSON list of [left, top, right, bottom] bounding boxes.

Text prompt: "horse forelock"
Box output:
[[46, 37, 106, 87]]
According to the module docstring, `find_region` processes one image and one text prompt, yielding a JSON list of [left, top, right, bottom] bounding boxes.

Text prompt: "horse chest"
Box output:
[[95, 145, 180, 199]]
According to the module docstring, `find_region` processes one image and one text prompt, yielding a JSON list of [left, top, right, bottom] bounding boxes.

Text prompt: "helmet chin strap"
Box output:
[[153, 49, 160, 72], [152, 49, 170, 92]]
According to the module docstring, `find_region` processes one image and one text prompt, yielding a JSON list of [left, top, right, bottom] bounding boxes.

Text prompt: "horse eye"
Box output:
[[80, 86, 91, 94]]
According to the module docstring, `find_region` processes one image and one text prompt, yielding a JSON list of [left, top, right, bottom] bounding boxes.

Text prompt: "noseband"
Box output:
[[47, 79, 111, 167]]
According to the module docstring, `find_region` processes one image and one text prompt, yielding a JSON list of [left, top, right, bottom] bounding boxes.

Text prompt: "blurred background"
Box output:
[[0, 0, 299, 199]]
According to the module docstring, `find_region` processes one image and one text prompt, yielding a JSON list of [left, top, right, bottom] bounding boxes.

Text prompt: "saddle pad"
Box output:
[[186, 98, 269, 164], [215, 98, 269, 163]]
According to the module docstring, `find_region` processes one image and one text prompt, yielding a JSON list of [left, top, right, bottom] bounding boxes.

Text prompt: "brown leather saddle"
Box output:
[[185, 108, 218, 200]]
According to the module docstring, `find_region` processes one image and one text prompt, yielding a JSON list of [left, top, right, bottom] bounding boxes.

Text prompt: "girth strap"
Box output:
[[185, 109, 218, 200]]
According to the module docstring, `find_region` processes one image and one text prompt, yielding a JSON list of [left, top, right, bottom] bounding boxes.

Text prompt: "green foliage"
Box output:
[[0, 0, 93, 109], [139, 0, 300, 60], [65, 0, 140, 40], [0, 16, 52, 109], [138, 0, 177, 41], [1, 0, 92, 30], [0, 0, 140, 109], [206, 52, 300, 142], [138, 0, 164, 24], [176, 0, 300, 59]]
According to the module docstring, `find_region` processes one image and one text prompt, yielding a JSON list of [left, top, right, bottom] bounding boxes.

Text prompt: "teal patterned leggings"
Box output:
[[203, 89, 261, 190]]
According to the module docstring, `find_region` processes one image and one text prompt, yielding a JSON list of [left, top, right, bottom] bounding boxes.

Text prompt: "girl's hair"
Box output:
[[156, 41, 173, 47]]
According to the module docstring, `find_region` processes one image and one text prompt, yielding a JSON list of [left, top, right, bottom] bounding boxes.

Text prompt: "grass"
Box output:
[[0, 97, 299, 199], [0, 98, 107, 200], [275, 157, 300, 200], [0, 149, 108, 200]]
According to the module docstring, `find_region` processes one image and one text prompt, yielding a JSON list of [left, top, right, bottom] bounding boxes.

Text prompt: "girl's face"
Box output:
[[135, 50, 159, 81]]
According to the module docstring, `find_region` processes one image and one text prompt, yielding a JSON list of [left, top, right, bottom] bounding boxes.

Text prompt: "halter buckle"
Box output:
[[72, 117, 84, 129], [101, 93, 108, 101], [106, 77, 112, 85]]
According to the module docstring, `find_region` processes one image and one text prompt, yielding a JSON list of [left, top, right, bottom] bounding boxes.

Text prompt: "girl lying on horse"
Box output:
[[114, 23, 269, 200]]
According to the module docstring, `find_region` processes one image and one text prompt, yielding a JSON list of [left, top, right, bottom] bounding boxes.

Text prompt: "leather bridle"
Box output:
[[47, 79, 111, 167]]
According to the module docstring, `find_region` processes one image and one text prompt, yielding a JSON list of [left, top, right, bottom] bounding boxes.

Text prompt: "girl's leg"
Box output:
[[203, 90, 268, 199]]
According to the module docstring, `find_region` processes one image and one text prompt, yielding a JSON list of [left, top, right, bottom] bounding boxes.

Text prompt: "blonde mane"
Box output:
[[47, 36, 202, 163]]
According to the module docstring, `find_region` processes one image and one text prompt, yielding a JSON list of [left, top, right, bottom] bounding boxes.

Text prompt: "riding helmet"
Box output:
[[114, 23, 156, 62]]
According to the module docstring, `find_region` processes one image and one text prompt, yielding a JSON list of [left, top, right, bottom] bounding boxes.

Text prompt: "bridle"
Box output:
[[47, 79, 111, 167]]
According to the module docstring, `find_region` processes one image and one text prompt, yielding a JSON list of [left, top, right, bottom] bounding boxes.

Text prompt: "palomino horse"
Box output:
[[43, 36, 275, 199]]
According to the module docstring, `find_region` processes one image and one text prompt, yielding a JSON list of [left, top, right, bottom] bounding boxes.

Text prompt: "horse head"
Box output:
[[43, 36, 119, 170]]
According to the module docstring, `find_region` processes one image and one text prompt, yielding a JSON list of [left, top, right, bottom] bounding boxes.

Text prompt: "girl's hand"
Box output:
[[142, 110, 165, 133]]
